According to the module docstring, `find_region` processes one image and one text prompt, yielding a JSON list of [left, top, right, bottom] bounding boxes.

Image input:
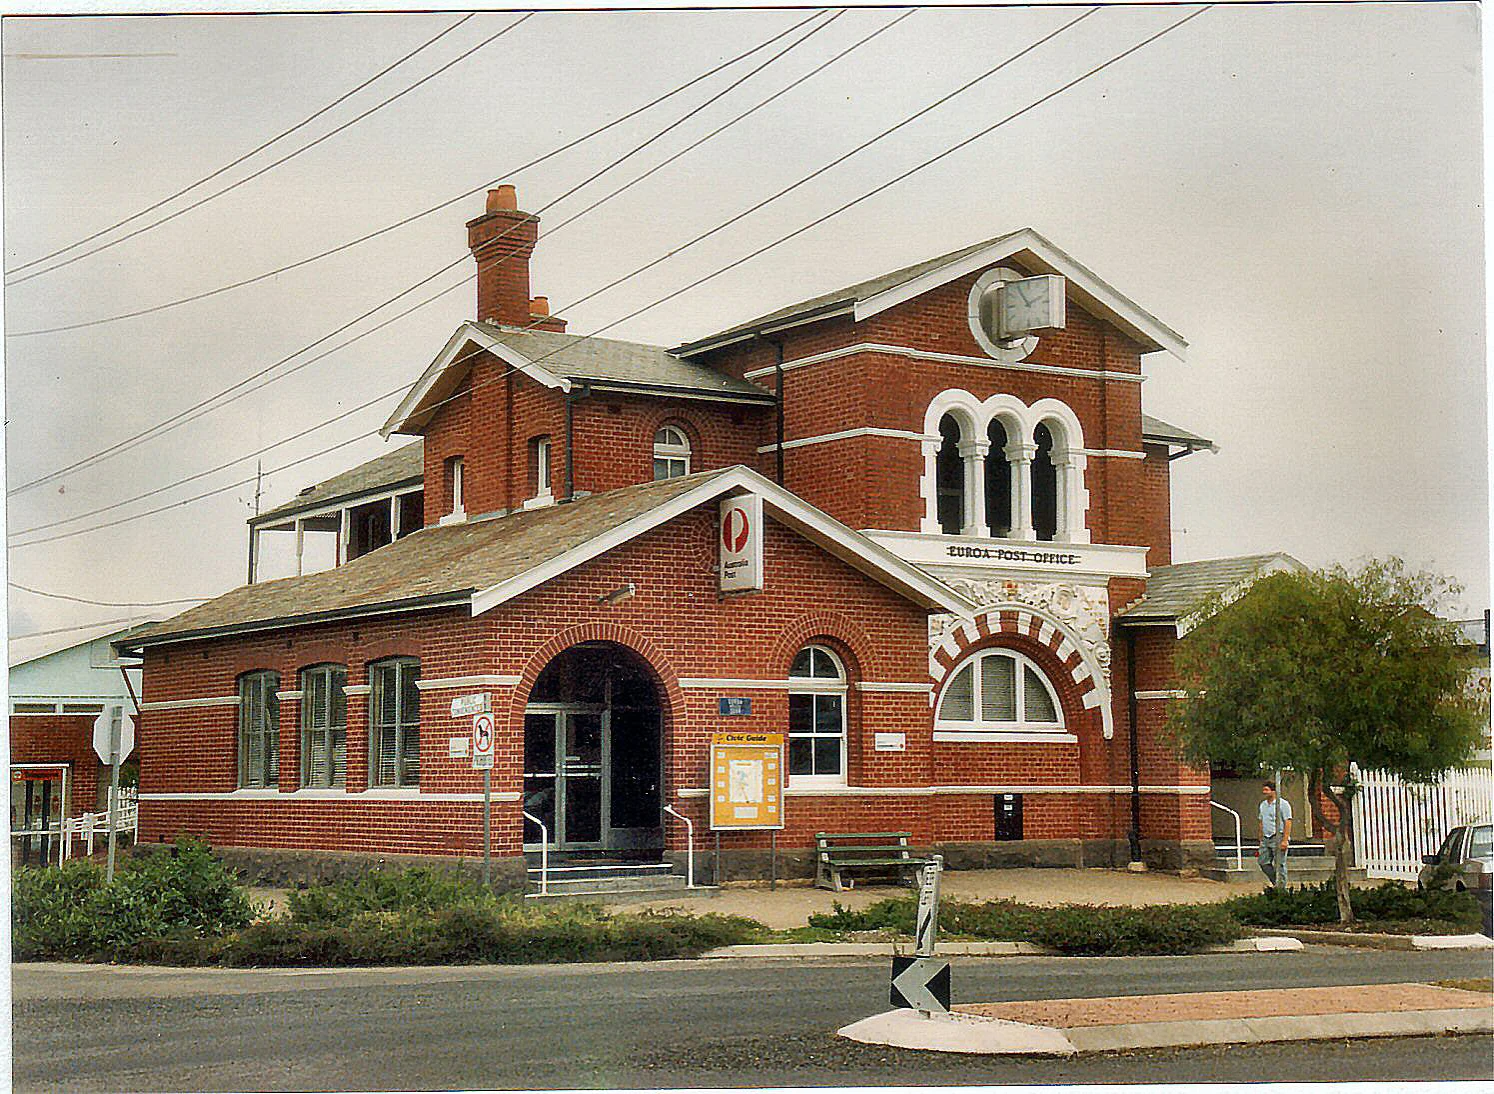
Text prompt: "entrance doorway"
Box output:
[[10, 766, 66, 867], [522, 643, 663, 854]]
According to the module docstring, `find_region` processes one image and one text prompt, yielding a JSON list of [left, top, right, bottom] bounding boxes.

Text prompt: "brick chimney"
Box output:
[[466, 186, 565, 331]]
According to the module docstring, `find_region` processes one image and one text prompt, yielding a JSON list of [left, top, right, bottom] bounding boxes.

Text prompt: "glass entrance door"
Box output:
[[523, 709, 605, 850]]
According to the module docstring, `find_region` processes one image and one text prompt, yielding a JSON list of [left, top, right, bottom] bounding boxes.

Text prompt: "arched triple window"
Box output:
[[985, 419, 1012, 539], [652, 425, 692, 480], [787, 644, 847, 784], [936, 649, 1064, 734], [301, 664, 347, 788], [935, 415, 965, 535], [237, 670, 280, 789]]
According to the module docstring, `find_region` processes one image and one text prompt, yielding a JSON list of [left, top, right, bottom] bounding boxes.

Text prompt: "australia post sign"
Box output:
[[719, 494, 763, 592]]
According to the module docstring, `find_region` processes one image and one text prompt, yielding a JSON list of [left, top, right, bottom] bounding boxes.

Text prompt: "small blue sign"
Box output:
[[719, 697, 752, 717]]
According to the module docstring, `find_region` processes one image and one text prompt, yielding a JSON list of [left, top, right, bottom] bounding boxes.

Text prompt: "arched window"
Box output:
[[985, 419, 1012, 538], [935, 414, 964, 535], [1032, 422, 1058, 541], [370, 657, 420, 788], [787, 644, 847, 784], [237, 670, 280, 789], [936, 649, 1064, 733], [653, 425, 691, 480], [301, 664, 347, 788]]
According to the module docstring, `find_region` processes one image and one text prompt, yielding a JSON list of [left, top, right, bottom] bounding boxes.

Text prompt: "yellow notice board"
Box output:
[[710, 732, 784, 831]]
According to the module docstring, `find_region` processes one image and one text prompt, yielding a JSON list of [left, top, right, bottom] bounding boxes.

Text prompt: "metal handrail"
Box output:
[[1211, 800, 1244, 871], [521, 811, 549, 896], [662, 803, 695, 889]]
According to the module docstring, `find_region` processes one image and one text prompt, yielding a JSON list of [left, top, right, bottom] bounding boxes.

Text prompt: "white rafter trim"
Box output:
[[852, 229, 1186, 359], [855, 681, 935, 693], [414, 675, 523, 691], [676, 783, 1210, 798], [139, 789, 522, 803], [755, 427, 927, 454], [381, 321, 571, 437], [470, 465, 976, 619], [139, 695, 240, 711], [1135, 689, 1188, 700], [743, 342, 1147, 385], [932, 731, 1079, 744]]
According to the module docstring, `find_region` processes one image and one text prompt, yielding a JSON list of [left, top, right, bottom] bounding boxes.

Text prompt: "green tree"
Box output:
[[1170, 559, 1487, 924]]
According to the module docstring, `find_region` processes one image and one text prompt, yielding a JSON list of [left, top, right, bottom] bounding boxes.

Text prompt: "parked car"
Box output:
[[1418, 822, 1493, 937]]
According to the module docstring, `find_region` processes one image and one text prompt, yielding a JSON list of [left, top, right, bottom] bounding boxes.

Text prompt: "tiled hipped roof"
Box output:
[[252, 440, 425, 526], [129, 471, 724, 648], [1116, 552, 1306, 627]]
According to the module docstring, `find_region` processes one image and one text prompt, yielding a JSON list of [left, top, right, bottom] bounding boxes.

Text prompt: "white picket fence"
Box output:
[[1352, 765, 1492, 880]]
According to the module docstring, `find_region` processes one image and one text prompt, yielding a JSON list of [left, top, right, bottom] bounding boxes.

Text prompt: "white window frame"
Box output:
[[934, 649, 1069, 740], [451, 457, 465, 515], [524, 436, 554, 510], [652, 425, 692, 480], [238, 671, 280, 789], [300, 664, 347, 789], [369, 657, 420, 789], [787, 644, 848, 788]]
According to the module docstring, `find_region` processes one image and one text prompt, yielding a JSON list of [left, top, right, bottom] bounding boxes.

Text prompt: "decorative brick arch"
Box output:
[[642, 409, 704, 477], [767, 610, 880, 681], [508, 622, 685, 737], [930, 601, 1114, 738]]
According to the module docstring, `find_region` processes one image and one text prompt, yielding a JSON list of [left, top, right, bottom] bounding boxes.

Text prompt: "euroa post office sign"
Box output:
[[719, 494, 763, 592]]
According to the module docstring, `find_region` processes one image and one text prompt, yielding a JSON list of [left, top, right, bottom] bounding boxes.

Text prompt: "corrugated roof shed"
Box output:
[[1116, 552, 1305, 627]]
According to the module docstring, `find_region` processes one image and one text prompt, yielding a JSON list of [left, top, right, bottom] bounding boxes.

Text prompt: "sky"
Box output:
[[2, 2, 1487, 664]]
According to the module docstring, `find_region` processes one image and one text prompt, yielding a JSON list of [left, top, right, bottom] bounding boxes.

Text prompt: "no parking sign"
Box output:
[[471, 712, 495, 771]]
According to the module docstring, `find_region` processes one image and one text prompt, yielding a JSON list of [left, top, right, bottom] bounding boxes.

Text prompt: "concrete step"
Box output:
[[1203, 858, 1368, 884], [526, 874, 697, 899]]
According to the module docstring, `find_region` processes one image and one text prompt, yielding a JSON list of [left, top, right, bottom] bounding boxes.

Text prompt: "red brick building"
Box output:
[[121, 185, 1224, 886]]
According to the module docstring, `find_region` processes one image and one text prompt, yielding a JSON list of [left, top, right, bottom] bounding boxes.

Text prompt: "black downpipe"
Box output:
[[1126, 627, 1143, 864], [772, 339, 785, 485], [564, 387, 580, 502]]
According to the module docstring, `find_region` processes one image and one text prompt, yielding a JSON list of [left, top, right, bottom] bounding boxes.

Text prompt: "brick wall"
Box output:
[[9, 714, 101, 817]]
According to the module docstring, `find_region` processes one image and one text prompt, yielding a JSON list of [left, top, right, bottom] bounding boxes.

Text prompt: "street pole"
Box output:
[[105, 712, 122, 883], [483, 768, 492, 888]]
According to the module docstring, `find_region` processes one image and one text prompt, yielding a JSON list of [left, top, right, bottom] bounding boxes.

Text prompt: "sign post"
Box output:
[[891, 855, 949, 1017], [472, 711, 496, 886], [92, 705, 135, 883]]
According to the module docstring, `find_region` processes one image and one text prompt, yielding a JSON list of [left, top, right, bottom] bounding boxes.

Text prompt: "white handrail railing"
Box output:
[[662, 804, 695, 889], [1211, 800, 1244, 872], [522, 811, 549, 896]]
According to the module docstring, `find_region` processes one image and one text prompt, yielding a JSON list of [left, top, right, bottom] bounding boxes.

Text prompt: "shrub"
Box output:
[[13, 839, 253, 961], [1222, 880, 1482, 931], [808, 896, 1241, 954], [286, 867, 496, 926]]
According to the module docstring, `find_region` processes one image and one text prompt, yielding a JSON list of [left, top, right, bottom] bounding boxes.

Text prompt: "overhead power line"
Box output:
[[4, 13, 534, 287], [4, 14, 476, 277], [9, 582, 209, 608], [8, 6, 1208, 553], [9, 616, 141, 641], [5, 13, 825, 497], [6, 11, 824, 337]]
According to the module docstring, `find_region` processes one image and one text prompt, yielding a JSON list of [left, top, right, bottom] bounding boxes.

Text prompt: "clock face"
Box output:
[[999, 275, 1063, 337]]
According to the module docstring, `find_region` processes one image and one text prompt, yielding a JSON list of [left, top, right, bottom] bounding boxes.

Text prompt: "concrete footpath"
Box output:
[[840, 982, 1494, 1056]]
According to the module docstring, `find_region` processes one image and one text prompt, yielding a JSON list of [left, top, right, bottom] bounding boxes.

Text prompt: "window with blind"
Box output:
[[652, 425, 691, 480], [300, 664, 347, 788], [238, 671, 280, 788], [935, 650, 1063, 733], [787, 644, 847, 784], [369, 657, 419, 788]]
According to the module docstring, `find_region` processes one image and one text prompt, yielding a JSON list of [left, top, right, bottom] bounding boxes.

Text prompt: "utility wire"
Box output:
[[5, 14, 533, 287], [9, 617, 141, 641], [9, 582, 209, 607], [9, 9, 860, 538], [6, 12, 824, 336], [4, 14, 476, 277], [8, 7, 1204, 551], [6, 13, 825, 497]]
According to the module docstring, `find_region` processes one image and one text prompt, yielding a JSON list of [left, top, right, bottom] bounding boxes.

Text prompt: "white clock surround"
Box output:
[[968, 267, 1041, 362]]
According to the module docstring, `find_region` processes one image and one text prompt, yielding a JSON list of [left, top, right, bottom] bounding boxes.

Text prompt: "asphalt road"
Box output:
[[12, 948, 1494, 1091]]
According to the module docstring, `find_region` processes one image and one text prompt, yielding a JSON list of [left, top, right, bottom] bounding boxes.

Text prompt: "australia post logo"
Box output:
[[719, 494, 763, 593]]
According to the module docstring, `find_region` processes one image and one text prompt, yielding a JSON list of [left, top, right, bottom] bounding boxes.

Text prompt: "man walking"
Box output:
[[1258, 780, 1293, 887]]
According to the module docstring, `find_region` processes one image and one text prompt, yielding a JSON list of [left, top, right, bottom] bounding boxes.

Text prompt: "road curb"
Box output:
[[700, 937, 1302, 959], [837, 1005, 1493, 1056], [1256, 929, 1493, 951]]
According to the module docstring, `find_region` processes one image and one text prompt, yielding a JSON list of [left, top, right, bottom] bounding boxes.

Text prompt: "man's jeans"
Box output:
[[1258, 839, 1289, 887]]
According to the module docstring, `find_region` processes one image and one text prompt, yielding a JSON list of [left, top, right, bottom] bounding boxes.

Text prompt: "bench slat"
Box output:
[[816, 831, 912, 841]]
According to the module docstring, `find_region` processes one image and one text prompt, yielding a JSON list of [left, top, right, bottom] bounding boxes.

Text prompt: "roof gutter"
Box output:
[[117, 590, 475, 656], [671, 301, 854, 358], [574, 378, 776, 406]]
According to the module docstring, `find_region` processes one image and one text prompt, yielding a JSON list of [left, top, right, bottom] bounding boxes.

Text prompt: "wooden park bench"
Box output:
[[814, 831, 929, 892]]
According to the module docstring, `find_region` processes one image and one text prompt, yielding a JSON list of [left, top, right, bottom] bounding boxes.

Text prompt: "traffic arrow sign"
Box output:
[[890, 955, 950, 1014]]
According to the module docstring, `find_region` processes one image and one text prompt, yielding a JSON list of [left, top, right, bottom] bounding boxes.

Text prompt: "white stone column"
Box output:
[[1006, 441, 1037, 541], [959, 439, 989, 537], [1054, 451, 1091, 544], [919, 437, 942, 533]]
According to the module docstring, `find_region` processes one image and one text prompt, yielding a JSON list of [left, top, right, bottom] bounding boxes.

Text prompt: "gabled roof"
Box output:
[[1141, 414, 1218, 455], [251, 440, 425, 527], [672, 228, 1187, 360], [382, 322, 774, 437], [121, 466, 974, 652], [1115, 552, 1306, 633]]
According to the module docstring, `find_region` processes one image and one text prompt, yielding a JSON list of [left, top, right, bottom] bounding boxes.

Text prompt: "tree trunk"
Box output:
[[1309, 770, 1355, 925]]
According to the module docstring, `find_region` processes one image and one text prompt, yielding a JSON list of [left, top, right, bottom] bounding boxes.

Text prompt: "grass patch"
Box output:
[[1435, 979, 1493, 993], [1222, 881, 1482, 933], [807, 897, 1242, 955]]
